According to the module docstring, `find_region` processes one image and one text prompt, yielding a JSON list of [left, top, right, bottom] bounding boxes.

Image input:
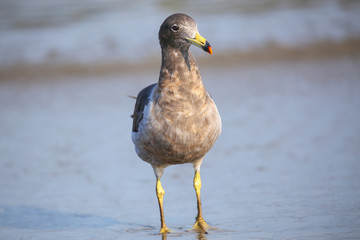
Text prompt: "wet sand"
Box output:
[[0, 56, 360, 239]]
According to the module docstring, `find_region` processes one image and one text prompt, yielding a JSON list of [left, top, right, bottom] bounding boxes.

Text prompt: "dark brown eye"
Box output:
[[171, 24, 179, 32]]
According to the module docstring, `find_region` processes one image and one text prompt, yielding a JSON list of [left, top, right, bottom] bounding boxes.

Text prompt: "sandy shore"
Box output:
[[0, 48, 359, 239]]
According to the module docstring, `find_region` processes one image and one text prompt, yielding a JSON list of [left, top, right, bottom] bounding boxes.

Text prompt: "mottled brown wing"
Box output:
[[132, 84, 156, 132]]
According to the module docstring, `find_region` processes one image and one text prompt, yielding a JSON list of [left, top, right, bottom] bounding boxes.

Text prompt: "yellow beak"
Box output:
[[186, 32, 212, 54]]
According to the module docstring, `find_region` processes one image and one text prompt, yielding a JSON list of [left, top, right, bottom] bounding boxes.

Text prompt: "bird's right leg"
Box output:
[[154, 167, 171, 233]]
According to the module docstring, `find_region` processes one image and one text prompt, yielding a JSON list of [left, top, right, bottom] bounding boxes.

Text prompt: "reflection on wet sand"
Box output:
[[160, 232, 208, 240], [159, 230, 208, 240], [0, 205, 118, 229]]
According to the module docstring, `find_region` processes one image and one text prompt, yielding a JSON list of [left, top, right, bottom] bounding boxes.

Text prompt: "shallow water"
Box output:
[[1, 0, 360, 66], [1, 57, 360, 239]]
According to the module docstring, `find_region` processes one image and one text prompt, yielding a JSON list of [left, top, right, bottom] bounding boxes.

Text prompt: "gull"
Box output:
[[131, 13, 221, 233]]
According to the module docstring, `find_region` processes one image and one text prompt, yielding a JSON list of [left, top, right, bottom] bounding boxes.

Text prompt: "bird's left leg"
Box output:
[[192, 169, 212, 232]]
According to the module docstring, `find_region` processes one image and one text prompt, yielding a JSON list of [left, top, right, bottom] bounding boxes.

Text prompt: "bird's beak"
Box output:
[[186, 32, 212, 55]]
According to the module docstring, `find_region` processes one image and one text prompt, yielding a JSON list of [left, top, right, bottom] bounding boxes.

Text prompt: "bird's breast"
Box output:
[[135, 89, 221, 165]]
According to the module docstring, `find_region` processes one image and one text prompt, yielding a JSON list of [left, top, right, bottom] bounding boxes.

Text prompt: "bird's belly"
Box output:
[[133, 101, 221, 166]]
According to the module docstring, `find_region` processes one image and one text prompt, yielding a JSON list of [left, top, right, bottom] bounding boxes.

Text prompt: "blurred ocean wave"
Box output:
[[0, 0, 360, 67]]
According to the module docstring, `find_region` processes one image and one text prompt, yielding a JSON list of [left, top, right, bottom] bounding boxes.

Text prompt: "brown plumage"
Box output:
[[131, 13, 221, 233]]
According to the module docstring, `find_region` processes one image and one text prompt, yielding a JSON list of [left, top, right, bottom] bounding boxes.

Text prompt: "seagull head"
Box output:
[[159, 13, 212, 55]]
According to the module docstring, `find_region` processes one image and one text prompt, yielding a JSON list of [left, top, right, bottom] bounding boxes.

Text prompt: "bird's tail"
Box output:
[[126, 95, 137, 99]]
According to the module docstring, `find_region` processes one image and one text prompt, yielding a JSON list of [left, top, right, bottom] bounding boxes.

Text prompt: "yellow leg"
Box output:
[[192, 170, 211, 232], [156, 179, 171, 233]]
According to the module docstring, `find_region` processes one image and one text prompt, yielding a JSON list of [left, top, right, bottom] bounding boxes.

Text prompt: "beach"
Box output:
[[1, 53, 360, 239], [1, 1, 360, 239]]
